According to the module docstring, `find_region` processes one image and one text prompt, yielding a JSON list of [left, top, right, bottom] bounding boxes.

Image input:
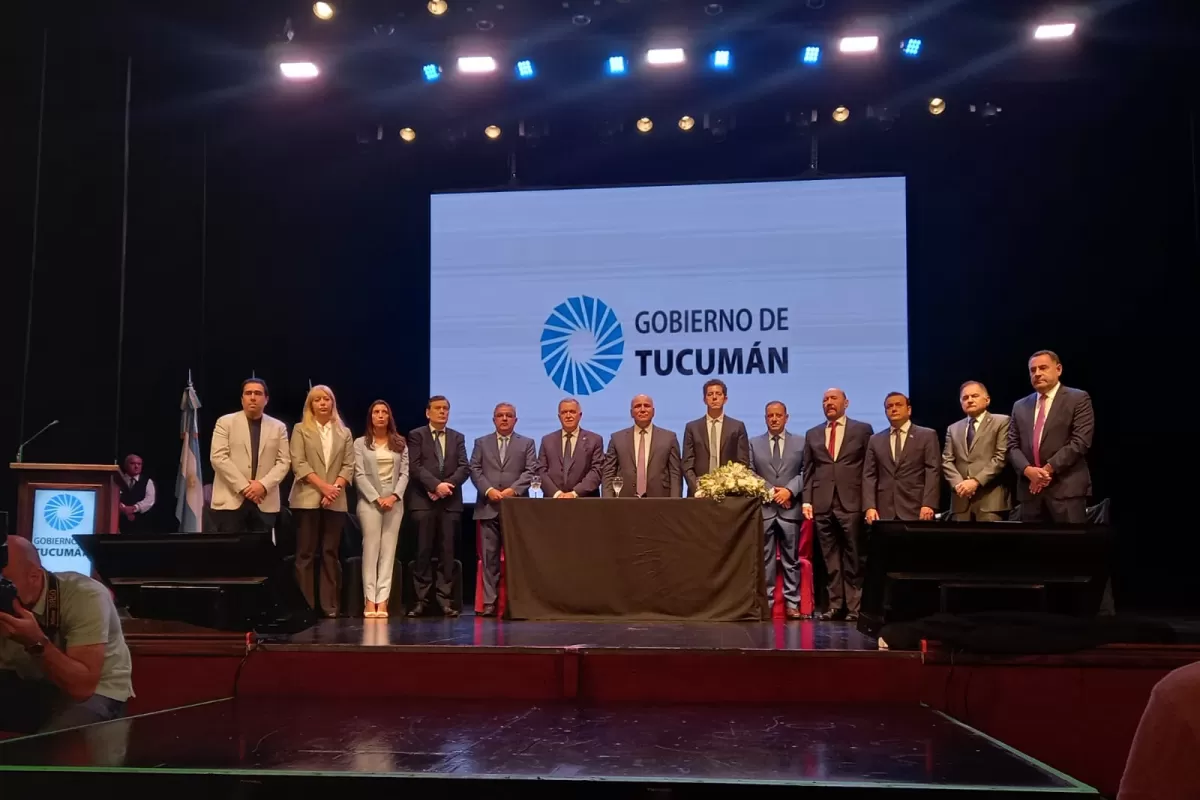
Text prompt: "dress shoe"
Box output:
[[785, 607, 803, 620], [407, 605, 427, 618], [845, 612, 860, 623], [480, 603, 497, 617], [817, 609, 845, 621], [443, 608, 461, 618]]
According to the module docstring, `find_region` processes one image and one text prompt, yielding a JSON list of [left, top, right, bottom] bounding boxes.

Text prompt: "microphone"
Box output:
[[15, 420, 59, 463]]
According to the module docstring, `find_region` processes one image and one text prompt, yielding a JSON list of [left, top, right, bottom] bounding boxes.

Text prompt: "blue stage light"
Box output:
[[802, 46, 821, 65], [711, 49, 731, 69], [422, 63, 442, 81], [607, 55, 627, 75], [516, 59, 535, 79], [902, 38, 922, 56]]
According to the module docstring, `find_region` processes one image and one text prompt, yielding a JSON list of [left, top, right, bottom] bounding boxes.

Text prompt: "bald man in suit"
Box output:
[[603, 394, 682, 498]]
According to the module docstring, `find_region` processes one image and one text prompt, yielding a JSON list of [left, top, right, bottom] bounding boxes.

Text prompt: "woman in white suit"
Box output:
[[354, 400, 410, 618]]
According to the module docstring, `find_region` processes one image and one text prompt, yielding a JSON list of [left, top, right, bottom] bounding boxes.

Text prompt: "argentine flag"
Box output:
[[175, 374, 204, 532]]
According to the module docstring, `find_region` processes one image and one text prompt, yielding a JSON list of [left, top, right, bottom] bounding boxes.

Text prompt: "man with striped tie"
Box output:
[[1007, 351, 1094, 523]]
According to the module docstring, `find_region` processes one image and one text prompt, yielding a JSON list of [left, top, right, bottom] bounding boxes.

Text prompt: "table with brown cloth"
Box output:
[[500, 497, 767, 621]]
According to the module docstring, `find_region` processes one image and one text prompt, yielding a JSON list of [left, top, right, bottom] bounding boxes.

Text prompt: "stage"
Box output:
[[2, 615, 1198, 795]]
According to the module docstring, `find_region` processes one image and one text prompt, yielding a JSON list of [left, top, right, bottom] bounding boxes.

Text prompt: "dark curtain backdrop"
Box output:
[[2, 21, 1198, 610]]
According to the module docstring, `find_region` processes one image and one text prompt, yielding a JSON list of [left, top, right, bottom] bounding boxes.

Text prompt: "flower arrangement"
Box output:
[[696, 462, 773, 503]]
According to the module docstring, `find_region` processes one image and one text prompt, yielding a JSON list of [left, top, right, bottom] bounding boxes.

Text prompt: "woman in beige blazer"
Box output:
[[289, 384, 355, 617]]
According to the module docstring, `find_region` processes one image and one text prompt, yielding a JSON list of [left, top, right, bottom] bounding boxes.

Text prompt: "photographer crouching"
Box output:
[[0, 535, 133, 733]]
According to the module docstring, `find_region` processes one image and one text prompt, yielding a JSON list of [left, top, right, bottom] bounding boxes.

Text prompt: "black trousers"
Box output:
[[211, 503, 277, 534], [0, 672, 127, 734], [815, 489, 863, 613], [1020, 494, 1087, 523], [293, 508, 345, 616], [412, 507, 459, 611]]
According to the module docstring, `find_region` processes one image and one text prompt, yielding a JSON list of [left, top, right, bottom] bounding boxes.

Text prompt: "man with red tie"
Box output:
[[1007, 350, 1095, 523], [801, 388, 874, 621]]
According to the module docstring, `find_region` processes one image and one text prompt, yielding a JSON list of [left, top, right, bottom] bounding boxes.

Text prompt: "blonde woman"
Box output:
[[289, 384, 354, 618], [353, 400, 410, 618]]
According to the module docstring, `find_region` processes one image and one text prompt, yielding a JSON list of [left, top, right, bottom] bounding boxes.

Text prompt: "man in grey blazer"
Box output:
[[538, 398, 604, 498], [682, 379, 751, 496], [603, 394, 682, 498], [748, 401, 806, 619], [407, 395, 470, 617], [801, 388, 874, 621], [209, 378, 291, 533], [943, 381, 1012, 521], [1007, 350, 1095, 523], [469, 403, 538, 617], [863, 392, 940, 523]]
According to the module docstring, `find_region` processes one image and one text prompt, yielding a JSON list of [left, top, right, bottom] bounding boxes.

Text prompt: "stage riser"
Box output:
[[126, 648, 1178, 797]]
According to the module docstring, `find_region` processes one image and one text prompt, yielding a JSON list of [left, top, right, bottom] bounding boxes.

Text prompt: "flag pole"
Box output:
[[113, 56, 133, 463]]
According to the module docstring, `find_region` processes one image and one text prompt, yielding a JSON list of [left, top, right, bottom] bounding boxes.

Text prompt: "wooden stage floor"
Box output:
[[0, 697, 1096, 796]]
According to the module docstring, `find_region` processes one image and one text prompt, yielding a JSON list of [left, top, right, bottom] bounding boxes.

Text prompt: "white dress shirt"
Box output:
[[375, 442, 393, 486], [635, 424, 654, 469], [119, 474, 155, 514], [1036, 382, 1061, 446], [317, 421, 334, 468], [890, 419, 912, 460]]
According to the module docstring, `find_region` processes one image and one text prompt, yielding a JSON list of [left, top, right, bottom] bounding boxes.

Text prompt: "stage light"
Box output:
[[279, 62, 319, 80], [607, 56, 627, 75], [839, 36, 879, 53], [428, 0, 448, 15], [802, 46, 821, 65], [636, 117, 653, 133], [458, 56, 497, 73], [711, 50, 731, 69], [484, 125, 502, 139], [422, 63, 442, 82], [400, 127, 417, 142], [832, 106, 850, 123], [312, 2, 334, 20], [646, 48, 686, 66], [1034, 22, 1076, 40], [515, 59, 535, 79], [928, 97, 946, 115], [901, 38, 922, 56], [678, 115, 696, 131]]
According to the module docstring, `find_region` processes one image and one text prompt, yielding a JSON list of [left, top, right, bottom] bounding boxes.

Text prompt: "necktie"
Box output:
[[771, 435, 782, 468], [636, 429, 648, 496], [892, 428, 903, 462], [499, 436, 509, 465], [708, 419, 720, 473], [966, 418, 976, 450], [827, 422, 838, 460], [1032, 396, 1047, 467], [433, 430, 444, 471], [562, 432, 574, 484]]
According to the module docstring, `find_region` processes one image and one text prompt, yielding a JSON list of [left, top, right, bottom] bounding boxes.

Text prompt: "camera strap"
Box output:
[[42, 570, 61, 642]]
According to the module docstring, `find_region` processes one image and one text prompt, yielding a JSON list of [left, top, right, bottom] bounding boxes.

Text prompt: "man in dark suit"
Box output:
[[863, 392, 940, 523], [537, 398, 604, 498], [801, 388, 874, 621], [682, 379, 751, 496], [603, 394, 681, 498], [407, 395, 470, 617], [749, 401, 806, 619], [469, 403, 538, 617], [1007, 350, 1095, 523]]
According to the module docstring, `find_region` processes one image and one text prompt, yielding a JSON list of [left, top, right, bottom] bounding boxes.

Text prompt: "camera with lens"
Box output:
[[0, 535, 17, 616]]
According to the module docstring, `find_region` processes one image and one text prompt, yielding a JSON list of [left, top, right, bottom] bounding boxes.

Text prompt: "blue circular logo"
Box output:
[[43, 493, 85, 532], [540, 296, 624, 396]]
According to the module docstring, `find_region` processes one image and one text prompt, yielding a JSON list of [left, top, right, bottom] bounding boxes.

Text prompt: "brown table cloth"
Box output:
[[500, 497, 767, 621]]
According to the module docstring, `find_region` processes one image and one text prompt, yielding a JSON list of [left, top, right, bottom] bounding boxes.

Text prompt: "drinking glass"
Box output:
[[612, 476, 624, 497], [530, 475, 542, 498]]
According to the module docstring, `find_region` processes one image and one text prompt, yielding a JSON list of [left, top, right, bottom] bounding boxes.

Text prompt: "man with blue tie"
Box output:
[[407, 395, 470, 617], [537, 398, 604, 499], [749, 401, 807, 620], [469, 403, 538, 617]]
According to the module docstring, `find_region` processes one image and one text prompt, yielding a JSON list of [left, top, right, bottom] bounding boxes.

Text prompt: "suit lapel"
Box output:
[[1044, 387, 1068, 433]]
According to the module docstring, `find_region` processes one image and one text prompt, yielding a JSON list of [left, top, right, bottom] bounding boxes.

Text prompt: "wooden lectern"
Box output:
[[9, 463, 122, 539]]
